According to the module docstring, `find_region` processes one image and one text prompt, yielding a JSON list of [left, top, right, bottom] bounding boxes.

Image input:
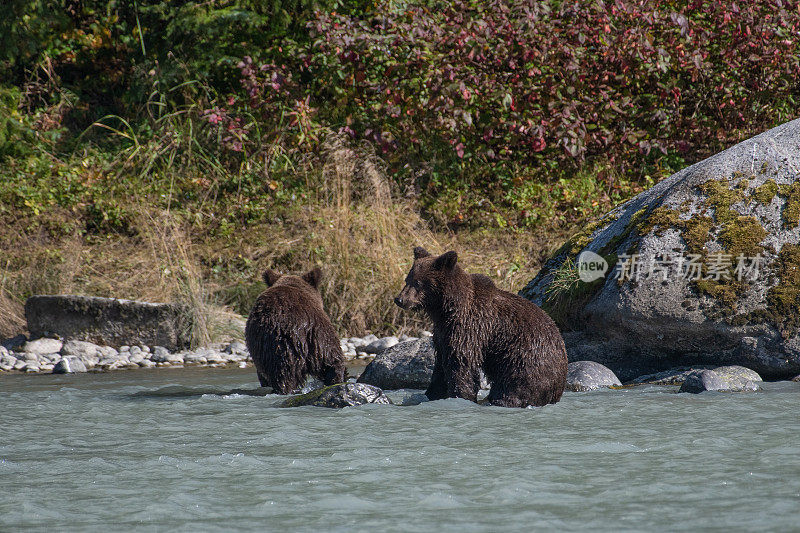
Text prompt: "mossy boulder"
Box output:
[[521, 118, 800, 380], [280, 383, 392, 408]]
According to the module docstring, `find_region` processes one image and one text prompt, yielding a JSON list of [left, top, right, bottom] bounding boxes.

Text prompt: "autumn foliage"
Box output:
[[223, 0, 799, 194]]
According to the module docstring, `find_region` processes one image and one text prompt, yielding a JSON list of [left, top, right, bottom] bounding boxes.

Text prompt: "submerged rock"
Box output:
[[630, 366, 716, 386], [357, 338, 436, 390], [53, 356, 88, 374], [679, 365, 762, 393], [521, 118, 800, 381], [280, 383, 392, 408], [566, 361, 622, 391]]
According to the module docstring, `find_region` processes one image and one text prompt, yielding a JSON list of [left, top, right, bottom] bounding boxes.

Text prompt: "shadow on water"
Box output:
[[129, 385, 273, 400]]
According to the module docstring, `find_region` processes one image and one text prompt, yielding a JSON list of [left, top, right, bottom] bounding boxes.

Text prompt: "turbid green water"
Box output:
[[1, 367, 798, 532]]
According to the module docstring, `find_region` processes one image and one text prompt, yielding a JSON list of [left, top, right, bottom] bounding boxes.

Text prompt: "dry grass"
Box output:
[[304, 134, 442, 333], [136, 210, 245, 347], [0, 259, 26, 337], [0, 133, 575, 341]]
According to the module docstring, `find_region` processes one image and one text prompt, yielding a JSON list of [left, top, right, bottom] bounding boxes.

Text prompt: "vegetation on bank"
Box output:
[[1, 0, 798, 340]]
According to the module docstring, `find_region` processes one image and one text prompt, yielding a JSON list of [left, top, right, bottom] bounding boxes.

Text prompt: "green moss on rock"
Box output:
[[695, 279, 746, 310], [698, 179, 746, 226], [636, 206, 713, 256], [754, 179, 778, 204], [682, 216, 715, 255], [767, 244, 800, 337], [779, 182, 800, 228], [638, 207, 682, 236], [719, 216, 767, 257]]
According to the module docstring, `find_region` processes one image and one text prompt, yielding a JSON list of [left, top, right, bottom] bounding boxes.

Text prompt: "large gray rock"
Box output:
[[357, 338, 436, 390], [25, 295, 192, 351], [280, 383, 392, 408], [522, 119, 800, 381], [357, 338, 490, 391], [679, 365, 762, 393], [566, 361, 622, 391]]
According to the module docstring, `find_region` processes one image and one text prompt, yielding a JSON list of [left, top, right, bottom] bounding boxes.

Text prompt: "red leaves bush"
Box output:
[[233, 0, 800, 188]]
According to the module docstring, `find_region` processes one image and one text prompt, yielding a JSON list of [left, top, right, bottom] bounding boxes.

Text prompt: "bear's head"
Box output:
[[262, 267, 324, 305], [394, 247, 460, 312]]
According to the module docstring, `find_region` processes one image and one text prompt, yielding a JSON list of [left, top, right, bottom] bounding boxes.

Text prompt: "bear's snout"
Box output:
[[394, 296, 405, 308]]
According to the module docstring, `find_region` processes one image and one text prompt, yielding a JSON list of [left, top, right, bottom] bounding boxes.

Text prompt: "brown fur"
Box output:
[[245, 267, 346, 394], [395, 247, 567, 407]]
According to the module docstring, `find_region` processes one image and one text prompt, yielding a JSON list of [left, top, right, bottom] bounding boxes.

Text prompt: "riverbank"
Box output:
[[0, 332, 428, 375]]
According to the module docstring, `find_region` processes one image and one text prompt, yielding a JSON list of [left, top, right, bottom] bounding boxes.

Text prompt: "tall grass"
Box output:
[[137, 210, 245, 347], [303, 133, 441, 333]]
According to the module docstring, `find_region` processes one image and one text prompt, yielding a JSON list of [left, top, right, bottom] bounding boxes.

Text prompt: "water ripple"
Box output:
[[1, 371, 798, 531]]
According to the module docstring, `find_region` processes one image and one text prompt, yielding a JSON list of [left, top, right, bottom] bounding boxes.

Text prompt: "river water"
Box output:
[[1, 366, 798, 532]]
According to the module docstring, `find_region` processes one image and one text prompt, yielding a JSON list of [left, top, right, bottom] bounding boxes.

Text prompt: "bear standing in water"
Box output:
[[245, 268, 346, 394], [394, 247, 567, 407]]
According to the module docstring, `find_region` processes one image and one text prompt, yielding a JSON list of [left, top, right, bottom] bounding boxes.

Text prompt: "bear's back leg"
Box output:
[[255, 334, 308, 394], [483, 336, 567, 407]]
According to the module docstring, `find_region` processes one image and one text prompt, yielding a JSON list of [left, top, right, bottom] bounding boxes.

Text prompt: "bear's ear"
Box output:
[[302, 267, 323, 289], [262, 269, 282, 286], [413, 247, 431, 260], [433, 250, 458, 271]]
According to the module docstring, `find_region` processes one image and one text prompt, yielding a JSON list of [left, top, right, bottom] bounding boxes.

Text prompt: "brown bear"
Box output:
[[245, 267, 346, 394], [394, 247, 568, 407]]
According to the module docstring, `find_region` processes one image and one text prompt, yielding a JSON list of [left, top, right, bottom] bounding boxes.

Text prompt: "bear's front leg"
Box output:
[[425, 353, 448, 400]]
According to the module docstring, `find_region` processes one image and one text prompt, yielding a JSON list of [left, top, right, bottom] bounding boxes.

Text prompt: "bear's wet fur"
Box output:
[[395, 247, 568, 407], [245, 267, 346, 394]]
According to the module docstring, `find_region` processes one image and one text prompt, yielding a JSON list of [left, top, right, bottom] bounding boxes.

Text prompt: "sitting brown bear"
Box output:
[[394, 247, 567, 407], [245, 267, 346, 394]]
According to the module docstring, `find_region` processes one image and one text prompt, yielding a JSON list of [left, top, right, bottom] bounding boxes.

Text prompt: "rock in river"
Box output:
[[280, 383, 392, 408], [566, 361, 622, 391], [679, 365, 762, 393]]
